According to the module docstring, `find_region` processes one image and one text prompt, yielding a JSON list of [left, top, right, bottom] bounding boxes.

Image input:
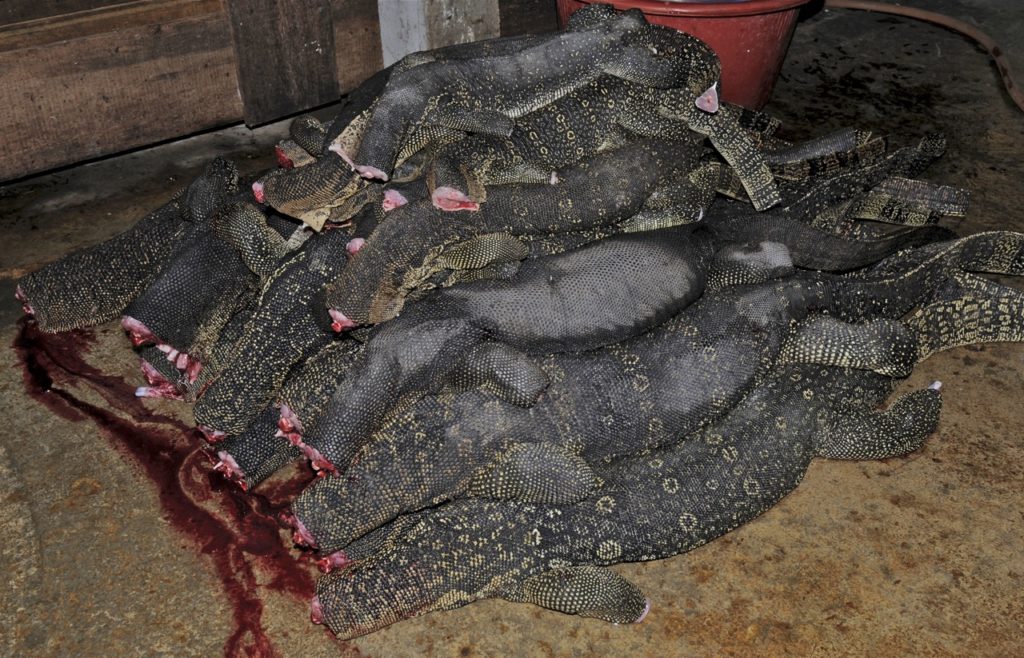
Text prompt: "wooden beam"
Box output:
[[377, 0, 500, 66], [0, 0, 224, 52], [224, 0, 340, 126], [0, 1, 131, 27], [330, 0, 383, 92], [0, 1, 242, 182]]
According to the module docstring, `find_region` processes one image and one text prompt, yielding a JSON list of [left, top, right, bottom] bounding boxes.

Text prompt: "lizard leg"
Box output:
[[214, 406, 301, 491], [447, 342, 549, 407], [815, 384, 942, 460], [466, 442, 598, 504], [433, 232, 530, 271], [503, 566, 649, 624], [780, 316, 918, 377], [291, 417, 491, 553]]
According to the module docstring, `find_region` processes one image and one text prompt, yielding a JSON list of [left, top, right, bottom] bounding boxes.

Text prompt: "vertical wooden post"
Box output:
[[377, 0, 499, 66], [225, 0, 340, 126]]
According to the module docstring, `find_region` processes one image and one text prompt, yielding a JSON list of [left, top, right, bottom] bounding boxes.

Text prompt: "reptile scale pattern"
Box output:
[[14, 2, 1024, 643]]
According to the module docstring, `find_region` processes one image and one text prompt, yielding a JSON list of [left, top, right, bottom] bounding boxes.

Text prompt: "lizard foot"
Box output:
[[316, 550, 351, 574], [212, 451, 249, 491], [14, 285, 34, 316]]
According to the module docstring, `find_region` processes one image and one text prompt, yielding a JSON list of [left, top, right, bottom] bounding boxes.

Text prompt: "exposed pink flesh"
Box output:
[[278, 404, 304, 434], [185, 358, 203, 383], [328, 143, 357, 169], [316, 550, 351, 574], [310, 596, 324, 624], [14, 285, 34, 316], [138, 351, 184, 400], [212, 451, 248, 490], [382, 189, 408, 212], [695, 83, 719, 113], [345, 238, 366, 256], [298, 442, 337, 475], [121, 315, 160, 346], [276, 429, 304, 446], [355, 164, 389, 182], [288, 513, 318, 548], [140, 360, 171, 386], [252, 181, 266, 204], [198, 425, 226, 443], [328, 308, 357, 333], [147, 343, 202, 381], [431, 186, 480, 212], [274, 145, 295, 169]]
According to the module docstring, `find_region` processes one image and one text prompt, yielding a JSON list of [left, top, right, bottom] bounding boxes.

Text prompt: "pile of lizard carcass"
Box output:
[[17, 4, 1024, 639]]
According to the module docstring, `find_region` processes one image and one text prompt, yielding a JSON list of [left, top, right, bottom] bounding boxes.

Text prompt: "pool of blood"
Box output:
[[14, 319, 358, 658]]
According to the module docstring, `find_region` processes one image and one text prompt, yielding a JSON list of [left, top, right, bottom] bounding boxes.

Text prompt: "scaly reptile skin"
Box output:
[[310, 359, 941, 637], [296, 137, 962, 481], [348, 5, 718, 182], [703, 135, 958, 271], [312, 258, 1024, 636], [324, 138, 705, 327], [297, 223, 716, 474], [326, 130, 953, 331], [214, 337, 364, 490], [193, 221, 357, 436], [15, 158, 238, 333], [121, 202, 299, 384], [292, 231, 1024, 553], [424, 73, 709, 211]]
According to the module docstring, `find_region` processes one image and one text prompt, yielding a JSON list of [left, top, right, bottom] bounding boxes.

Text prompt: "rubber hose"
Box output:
[[824, 0, 1024, 113]]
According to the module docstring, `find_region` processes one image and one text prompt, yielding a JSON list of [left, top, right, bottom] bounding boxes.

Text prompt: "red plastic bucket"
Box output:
[[556, 0, 810, 108]]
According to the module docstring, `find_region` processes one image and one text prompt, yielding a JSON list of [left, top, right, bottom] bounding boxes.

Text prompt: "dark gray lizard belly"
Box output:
[[298, 223, 715, 476], [325, 138, 702, 327], [292, 231, 1024, 553]]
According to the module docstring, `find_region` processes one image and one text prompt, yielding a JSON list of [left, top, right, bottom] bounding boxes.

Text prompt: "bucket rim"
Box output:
[[569, 0, 812, 19]]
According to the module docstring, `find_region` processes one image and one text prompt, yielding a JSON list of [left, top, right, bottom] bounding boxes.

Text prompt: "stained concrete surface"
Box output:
[[2, 2, 1023, 656]]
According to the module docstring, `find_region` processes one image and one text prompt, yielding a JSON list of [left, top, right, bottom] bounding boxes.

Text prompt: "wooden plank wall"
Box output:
[[225, 0, 339, 125], [0, 0, 242, 182], [0, 0, 130, 26], [0, 0, 556, 183], [330, 0, 383, 94]]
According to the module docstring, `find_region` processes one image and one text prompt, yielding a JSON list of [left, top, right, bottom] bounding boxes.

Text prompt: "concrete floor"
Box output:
[[2, 2, 1023, 656]]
